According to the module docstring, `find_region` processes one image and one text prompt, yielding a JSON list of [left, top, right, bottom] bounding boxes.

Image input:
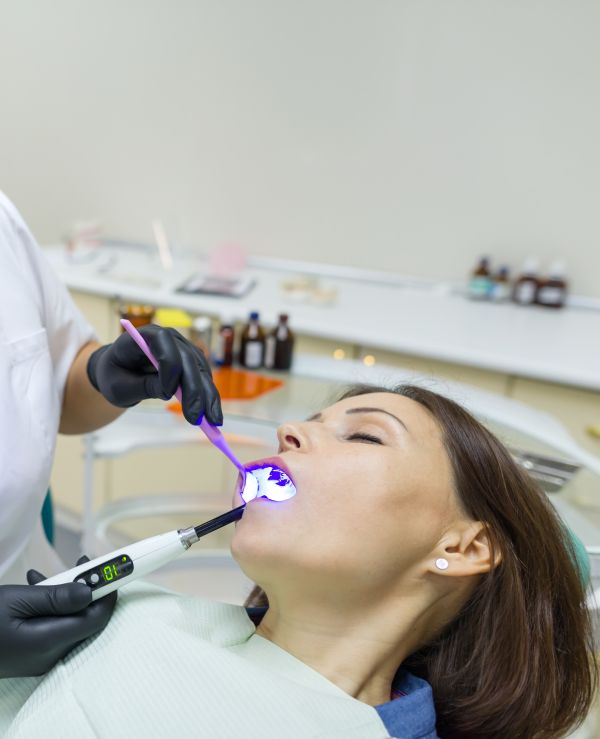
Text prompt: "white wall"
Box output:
[[1, 1, 599, 294]]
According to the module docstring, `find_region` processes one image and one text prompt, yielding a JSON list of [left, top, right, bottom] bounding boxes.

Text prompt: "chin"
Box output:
[[230, 526, 288, 584], [231, 525, 268, 567]]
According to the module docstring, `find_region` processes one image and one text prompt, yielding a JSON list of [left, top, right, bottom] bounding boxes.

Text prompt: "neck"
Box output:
[[255, 586, 441, 706]]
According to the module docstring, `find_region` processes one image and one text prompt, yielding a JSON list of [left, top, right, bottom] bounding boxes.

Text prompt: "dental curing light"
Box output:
[[38, 465, 296, 600]]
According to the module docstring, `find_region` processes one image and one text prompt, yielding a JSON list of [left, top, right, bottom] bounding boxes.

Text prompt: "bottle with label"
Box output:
[[214, 317, 235, 367], [490, 266, 511, 302], [239, 311, 265, 369], [512, 259, 540, 306], [536, 261, 568, 309], [467, 257, 492, 300], [264, 314, 295, 370]]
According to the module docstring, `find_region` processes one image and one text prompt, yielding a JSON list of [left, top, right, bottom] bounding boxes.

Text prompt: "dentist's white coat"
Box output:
[[0, 192, 94, 584]]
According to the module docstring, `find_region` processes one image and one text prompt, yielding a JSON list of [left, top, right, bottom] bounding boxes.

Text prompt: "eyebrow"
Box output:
[[306, 407, 409, 432]]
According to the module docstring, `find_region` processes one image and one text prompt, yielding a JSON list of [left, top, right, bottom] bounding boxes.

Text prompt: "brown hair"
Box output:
[[245, 383, 597, 738]]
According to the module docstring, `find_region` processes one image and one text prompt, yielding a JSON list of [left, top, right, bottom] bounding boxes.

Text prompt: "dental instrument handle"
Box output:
[[119, 319, 246, 479], [193, 504, 245, 538], [37, 505, 246, 601]]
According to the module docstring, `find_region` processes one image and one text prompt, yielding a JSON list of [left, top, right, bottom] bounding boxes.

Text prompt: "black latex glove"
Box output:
[[0, 556, 117, 678], [87, 324, 223, 426]]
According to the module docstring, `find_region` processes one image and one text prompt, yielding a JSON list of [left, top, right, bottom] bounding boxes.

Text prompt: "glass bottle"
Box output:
[[239, 312, 265, 369], [491, 266, 511, 302], [512, 259, 540, 306], [265, 314, 295, 370], [191, 316, 213, 360], [214, 317, 235, 367], [467, 257, 492, 300], [536, 261, 568, 309]]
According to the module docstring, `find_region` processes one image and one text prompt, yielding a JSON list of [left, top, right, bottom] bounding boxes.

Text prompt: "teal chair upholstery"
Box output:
[[41, 489, 55, 546], [568, 528, 591, 588]]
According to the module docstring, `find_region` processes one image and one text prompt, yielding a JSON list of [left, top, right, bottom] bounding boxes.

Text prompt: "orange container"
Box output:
[[166, 367, 283, 415]]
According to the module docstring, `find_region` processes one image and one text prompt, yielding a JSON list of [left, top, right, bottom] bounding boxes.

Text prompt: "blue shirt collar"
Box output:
[[374, 669, 439, 739]]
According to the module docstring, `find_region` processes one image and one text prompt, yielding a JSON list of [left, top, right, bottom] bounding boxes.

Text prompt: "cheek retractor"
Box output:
[[241, 465, 297, 503]]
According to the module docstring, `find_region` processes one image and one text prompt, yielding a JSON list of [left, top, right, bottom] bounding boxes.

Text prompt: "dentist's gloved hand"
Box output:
[[0, 555, 117, 678], [87, 324, 223, 426]]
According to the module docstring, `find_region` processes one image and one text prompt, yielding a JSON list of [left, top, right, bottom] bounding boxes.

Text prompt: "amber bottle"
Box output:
[[239, 312, 265, 369], [536, 262, 568, 309], [264, 314, 295, 370], [512, 259, 540, 306], [214, 317, 235, 367]]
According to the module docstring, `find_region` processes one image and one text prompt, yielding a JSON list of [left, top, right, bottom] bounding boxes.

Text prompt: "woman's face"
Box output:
[[231, 392, 459, 598]]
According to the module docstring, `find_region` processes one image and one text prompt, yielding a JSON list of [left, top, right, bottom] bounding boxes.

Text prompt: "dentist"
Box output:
[[0, 192, 222, 677]]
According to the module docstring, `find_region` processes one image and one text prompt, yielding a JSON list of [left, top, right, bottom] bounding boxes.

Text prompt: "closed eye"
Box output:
[[346, 433, 383, 445]]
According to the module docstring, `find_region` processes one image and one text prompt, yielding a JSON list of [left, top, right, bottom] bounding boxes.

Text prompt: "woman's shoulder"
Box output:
[[37, 581, 257, 692], [106, 580, 256, 646]]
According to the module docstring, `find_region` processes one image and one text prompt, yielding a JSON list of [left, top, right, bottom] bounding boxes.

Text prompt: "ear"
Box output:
[[427, 522, 501, 578]]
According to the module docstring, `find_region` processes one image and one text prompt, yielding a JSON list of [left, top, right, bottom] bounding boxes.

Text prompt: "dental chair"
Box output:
[[41, 489, 54, 545]]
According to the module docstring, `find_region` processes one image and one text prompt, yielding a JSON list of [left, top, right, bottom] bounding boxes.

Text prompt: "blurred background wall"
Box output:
[[0, 0, 598, 294]]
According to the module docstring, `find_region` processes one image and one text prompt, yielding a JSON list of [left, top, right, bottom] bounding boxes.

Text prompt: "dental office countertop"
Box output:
[[43, 244, 600, 392]]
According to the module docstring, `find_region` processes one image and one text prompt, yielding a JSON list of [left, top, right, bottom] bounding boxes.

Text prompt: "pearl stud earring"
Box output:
[[435, 558, 449, 570]]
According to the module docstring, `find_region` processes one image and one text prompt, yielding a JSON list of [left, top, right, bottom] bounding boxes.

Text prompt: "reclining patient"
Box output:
[[0, 384, 596, 739]]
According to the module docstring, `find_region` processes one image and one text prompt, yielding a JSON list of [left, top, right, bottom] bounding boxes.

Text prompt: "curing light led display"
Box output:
[[102, 555, 134, 582], [241, 465, 296, 503], [73, 555, 134, 591]]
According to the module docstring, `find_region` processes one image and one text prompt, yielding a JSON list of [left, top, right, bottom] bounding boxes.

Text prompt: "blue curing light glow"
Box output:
[[241, 465, 296, 503]]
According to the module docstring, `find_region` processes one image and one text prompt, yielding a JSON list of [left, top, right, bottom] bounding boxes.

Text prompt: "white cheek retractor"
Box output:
[[241, 465, 297, 503]]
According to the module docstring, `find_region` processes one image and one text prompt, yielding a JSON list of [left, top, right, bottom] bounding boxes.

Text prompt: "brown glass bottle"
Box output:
[[264, 314, 295, 370], [536, 261, 568, 309], [512, 259, 540, 306], [239, 312, 265, 369], [214, 318, 235, 367]]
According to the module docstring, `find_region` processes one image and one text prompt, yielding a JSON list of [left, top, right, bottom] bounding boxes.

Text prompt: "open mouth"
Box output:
[[239, 457, 297, 503]]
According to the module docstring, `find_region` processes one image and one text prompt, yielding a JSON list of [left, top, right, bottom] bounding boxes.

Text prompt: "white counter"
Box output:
[[44, 244, 600, 391]]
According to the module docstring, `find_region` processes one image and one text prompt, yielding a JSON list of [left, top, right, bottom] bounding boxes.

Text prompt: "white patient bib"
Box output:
[[0, 582, 390, 739]]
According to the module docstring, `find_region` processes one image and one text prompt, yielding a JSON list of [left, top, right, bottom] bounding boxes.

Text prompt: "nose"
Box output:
[[276, 422, 310, 452]]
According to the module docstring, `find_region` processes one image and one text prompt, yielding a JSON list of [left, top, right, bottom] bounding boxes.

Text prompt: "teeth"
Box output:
[[241, 465, 296, 502]]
